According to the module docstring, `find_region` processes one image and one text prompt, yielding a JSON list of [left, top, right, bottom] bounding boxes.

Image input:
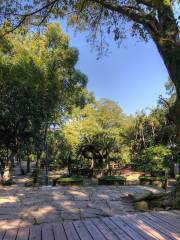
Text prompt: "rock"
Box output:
[[153, 207, 164, 211], [149, 200, 163, 208], [134, 201, 149, 211], [165, 206, 172, 210], [173, 198, 180, 210], [61, 211, 80, 220], [133, 191, 165, 202], [162, 199, 173, 207], [148, 192, 165, 200], [80, 208, 102, 218], [133, 191, 152, 202]]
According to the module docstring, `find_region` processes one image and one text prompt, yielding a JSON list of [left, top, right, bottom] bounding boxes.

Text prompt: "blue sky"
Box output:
[[60, 21, 169, 115]]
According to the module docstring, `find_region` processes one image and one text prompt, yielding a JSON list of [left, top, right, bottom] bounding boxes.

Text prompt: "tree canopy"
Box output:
[[0, 22, 88, 183], [0, 1, 179, 136]]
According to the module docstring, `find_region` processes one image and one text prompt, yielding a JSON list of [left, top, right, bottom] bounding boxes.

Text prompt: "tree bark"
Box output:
[[26, 157, 31, 173], [158, 43, 180, 136], [1, 158, 13, 185]]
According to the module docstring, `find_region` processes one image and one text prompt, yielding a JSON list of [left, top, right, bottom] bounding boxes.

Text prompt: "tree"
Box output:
[[0, 23, 87, 184], [140, 145, 172, 176], [0, 1, 179, 137], [61, 99, 126, 169]]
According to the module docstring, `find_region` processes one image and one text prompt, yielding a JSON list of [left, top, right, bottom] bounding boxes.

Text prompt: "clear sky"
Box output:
[[60, 20, 169, 115]]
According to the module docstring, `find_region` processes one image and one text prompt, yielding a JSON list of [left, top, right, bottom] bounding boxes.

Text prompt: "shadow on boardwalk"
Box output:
[[0, 211, 179, 240]]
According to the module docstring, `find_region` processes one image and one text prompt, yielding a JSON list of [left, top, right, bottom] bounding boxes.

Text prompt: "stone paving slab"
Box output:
[[0, 185, 164, 230]]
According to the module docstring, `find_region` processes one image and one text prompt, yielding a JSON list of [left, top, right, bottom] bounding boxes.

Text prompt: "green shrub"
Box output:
[[139, 145, 171, 176], [98, 176, 126, 185], [55, 176, 83, 186]]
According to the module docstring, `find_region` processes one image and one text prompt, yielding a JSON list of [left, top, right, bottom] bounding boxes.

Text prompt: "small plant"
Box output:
[[98, 176, 126, 185], [55, 176, 83, 186], [139, 145, 171, 176]]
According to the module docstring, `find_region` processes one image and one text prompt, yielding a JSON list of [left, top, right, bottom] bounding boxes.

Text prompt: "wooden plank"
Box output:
[[151, 212, 180, 229], [119, 215, 159, 240], [171, 210, 180, 216], [155, 211, 180, 221], [52, 223, 67, 240], [16, 228, 29, 240], [136, 213, 178, 240], [159, 211, 180, 221], [83, 220, 106, 240], [0, 231, 6, 240], [3, 229, 18, 240], [63, 222, 80, 240], [92, 219, 119, 240], [146, 213, 180, 235], [73, 221, 93, 240], [125, 213, 175, 240], [110, 216, 145, 240], [41, 224, 54, 240], [29, 225, 42, 240], [101, 217, 132, 240]]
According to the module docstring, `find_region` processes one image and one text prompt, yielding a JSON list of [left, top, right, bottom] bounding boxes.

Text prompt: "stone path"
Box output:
[[0, 184, 164, 230]]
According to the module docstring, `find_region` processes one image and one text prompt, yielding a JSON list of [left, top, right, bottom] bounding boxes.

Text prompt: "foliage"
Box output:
[[0, 23, 87, 182], [61, 99, 126, 168], [138, 145, 172, 175], [0, 1, 179, 181], [1, 0, 179, 151], [56, 176, 83, 185], [98, 175, 126, 185]]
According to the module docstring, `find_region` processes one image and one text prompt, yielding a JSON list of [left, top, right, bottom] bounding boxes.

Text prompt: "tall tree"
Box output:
[[0, 23, 87, 183], [0, 0, 179, 138]]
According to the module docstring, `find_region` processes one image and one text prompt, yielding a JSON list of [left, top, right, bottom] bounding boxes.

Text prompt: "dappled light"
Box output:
[[0, 1, 179, 239]]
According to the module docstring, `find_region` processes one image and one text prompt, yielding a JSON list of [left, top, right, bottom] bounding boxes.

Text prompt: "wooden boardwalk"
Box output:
[[0, 211, 179, 240]]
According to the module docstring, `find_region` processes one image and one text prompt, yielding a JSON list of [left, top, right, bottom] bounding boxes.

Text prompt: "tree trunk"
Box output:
[[161, 45, 180, 138], [26, 157, 31, 173], [1, 160, 13, 185], [157, 42, 180, 202], [19, 158, 25, 175], [91, 159, 94, 169]]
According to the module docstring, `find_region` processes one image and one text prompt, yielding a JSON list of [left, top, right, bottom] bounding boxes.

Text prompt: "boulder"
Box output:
[[134, 201, 149, 211], [173, 198, 180, 210], [133, 191, 152, 202]]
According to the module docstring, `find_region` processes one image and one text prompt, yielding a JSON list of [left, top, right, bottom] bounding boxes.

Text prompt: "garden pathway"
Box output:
[[0, 211, 179, 240], [0, 184, 164, 230]]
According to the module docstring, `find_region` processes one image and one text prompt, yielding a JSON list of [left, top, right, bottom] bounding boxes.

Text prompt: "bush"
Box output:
[[139, 145, 171, 176], [98, 176, 126, 185], [54, 176, 83, 186]]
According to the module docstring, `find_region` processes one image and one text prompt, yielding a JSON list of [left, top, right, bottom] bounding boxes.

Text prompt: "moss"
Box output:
[[134, 201, 149, 211]]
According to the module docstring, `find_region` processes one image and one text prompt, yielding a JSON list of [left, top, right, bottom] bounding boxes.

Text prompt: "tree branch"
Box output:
[[136, 0, 154, 8], [2, 0, 60, 35], [92, 0, 160, 36]]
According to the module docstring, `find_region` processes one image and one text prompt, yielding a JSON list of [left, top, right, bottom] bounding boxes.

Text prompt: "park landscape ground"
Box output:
[[0, 164, 180, 240], [0, 0, 180, 239], [0, 163, 175, 229]]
